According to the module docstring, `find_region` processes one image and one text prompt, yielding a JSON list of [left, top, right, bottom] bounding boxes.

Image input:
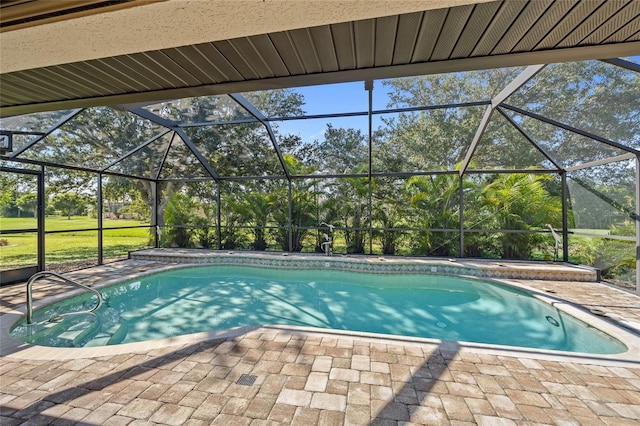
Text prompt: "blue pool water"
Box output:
[[11, 266, 627, 353]]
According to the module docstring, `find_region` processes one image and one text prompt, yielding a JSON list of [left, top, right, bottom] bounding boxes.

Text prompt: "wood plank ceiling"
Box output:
[[1, 0, 639, 117]]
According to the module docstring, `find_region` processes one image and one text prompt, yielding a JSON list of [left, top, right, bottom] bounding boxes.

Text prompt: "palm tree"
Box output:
[[405, 174, 460, 256], [480, 173, 561, 259]]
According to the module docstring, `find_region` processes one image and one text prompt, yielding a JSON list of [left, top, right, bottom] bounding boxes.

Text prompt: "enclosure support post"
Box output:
[[97, 172, 103, 265], [37, 165, 45, 271], [561, 172, 569, 263], [635, 156, 640, 295], [366, 79, 373, 255], [459, 173, 464, 258], [288, 181, 293, 252], [217, 182, 222, 250], [152, 181, 159, 248]]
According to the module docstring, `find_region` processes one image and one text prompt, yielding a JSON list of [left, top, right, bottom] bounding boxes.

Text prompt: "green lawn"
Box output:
[[1, 216, 152, 268], [0, 215, 151, 232]]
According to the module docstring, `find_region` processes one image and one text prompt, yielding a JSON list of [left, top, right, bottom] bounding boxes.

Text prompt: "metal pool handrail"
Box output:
[[26, 271, 103, 324]]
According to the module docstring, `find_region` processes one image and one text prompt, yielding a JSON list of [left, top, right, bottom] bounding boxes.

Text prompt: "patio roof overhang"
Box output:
[[1, 0, 639, 118]]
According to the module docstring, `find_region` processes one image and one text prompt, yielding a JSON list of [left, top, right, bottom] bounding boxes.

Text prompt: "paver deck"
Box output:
[[1, 258, 639, 425]]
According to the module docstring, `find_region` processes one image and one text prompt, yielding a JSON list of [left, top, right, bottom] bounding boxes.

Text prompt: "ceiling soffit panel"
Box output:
[[91, 58, 152, 91], [226, 38, 275, 79], [430, 5, 474, 61], [535, 0, 605, 50], [309, 26, 339, 72], [374, 15, 397, 67], [512, 0, 577, 52], [471, 1, 528, 56], [145, 51, 203, 86], [354, 19, 375, 69], [450, 1, 502, 59], [190, 42, 244, 82], [391, 12, 422, 65], [410, 8, 448, 63], [606, 14, 640, 43], [213, 40, 260, 80], [157, 47, 217, 84], [582, 0, 640, 44], [331, 22, 357, 70], [290, 28, 323, 74], [248, 35, 291, 77], [269, 32, 306, 75], [101, 56, 165, 91], [556, 1, 630, 48], [2, 1, 640, 117], [491, 0, 554, 55]]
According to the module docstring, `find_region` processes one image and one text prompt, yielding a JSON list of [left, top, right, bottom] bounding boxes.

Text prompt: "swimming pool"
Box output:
[[11, 265, 627, 354]]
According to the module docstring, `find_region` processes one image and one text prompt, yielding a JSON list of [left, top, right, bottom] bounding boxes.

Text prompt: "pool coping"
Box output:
[[1, 256, 638, 366], [129, 248, 600, 282]]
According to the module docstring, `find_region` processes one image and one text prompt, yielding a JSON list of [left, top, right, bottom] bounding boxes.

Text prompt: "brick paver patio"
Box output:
[[1, 259, 639, 425]]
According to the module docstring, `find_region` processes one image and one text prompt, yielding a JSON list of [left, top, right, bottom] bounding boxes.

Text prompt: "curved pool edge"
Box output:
[[2, 315, 639, 367], [2, 270, 639, 366]]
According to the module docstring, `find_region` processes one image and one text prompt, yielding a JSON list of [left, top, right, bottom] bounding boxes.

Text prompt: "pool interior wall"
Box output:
[[1, 250, 639, 364]]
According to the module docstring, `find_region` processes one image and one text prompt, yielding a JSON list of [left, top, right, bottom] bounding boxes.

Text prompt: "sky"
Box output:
[[272, 55, 640, 146], [271, 80, 391, 143]]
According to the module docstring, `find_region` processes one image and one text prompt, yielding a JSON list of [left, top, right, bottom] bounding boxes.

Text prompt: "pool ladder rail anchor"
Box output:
[[26, 271, 103, 325]]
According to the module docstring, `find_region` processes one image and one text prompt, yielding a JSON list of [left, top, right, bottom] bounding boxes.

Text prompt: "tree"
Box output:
[[52, 192, 85, 219], [16, 193, 37, 218], [320, 169, 370, 254], [376, 68, 529, 171], [506, 61, 640, 174], [20, 89, 305, 234], [0, 180, 18, 217], [269, 155, 318, 251], [310, 124, 367, 174], [162, 193, 196, 247], [304, 125, 370, 253], [404, 174, 460, 256], [480, 173, 561, 259], [240, 186, 272, 251]]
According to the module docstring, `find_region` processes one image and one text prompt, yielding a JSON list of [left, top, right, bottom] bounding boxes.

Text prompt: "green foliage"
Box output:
[[0, 174, 38, 218], [16, 193, 37, 218], [320, 169, 370, 254], [117, 197, 150, 221], [0, 188, 16, 217], [480, 173, 561, 259], [52, 192, 86, 219], [405, 174, 460, 256], [219, 189, 250, 250], [571, 222, 636, 284], [254, 156, 319, 252], [372, 203, 404, 255], [162, 193, 197, 248]]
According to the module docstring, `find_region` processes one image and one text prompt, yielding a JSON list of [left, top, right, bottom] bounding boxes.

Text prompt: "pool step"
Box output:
[[25, 320, 72, 343], [23, 315, 100, 347], [107, 319, 128, 345], [76, 318, 129, 346], [59, 317, 101, 346], [24, 311, 129, 347]]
